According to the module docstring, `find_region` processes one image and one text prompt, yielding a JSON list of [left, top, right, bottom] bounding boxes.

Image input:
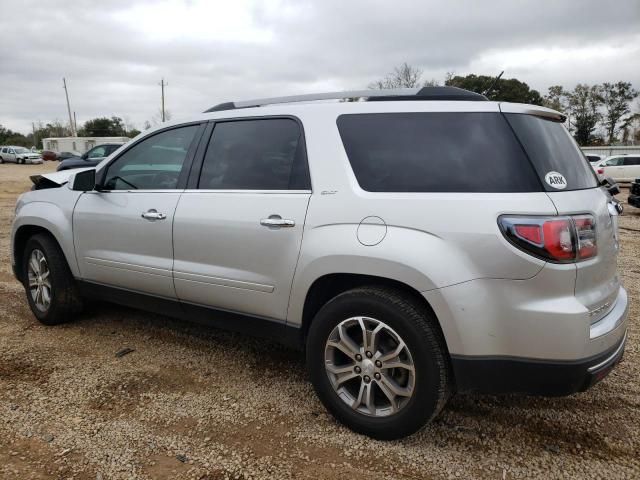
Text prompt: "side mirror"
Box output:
[[70, 169, 96, 191], [601, 176, 620, 196]]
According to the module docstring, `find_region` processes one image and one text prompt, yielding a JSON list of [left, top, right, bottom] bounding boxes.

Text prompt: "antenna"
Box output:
[[482, 71, 504, 98]]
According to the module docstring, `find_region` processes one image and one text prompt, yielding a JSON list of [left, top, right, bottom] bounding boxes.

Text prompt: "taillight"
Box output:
[[573, 215, 597, 259], [499, 215, 597, 263], [597, 168, 604, 174]]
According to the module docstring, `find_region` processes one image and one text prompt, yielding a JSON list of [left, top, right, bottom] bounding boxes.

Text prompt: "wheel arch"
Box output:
[[13, 225, 58, 282], [12, 207, 79, 283], [298, 273, 452, 358]]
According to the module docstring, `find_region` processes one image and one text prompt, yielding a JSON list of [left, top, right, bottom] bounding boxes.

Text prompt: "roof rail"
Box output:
[[204, 86, 487, 112]]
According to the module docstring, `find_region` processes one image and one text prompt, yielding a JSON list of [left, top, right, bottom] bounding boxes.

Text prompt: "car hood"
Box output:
[[30, 167, 94, 189], [57, 157, 102, 170]]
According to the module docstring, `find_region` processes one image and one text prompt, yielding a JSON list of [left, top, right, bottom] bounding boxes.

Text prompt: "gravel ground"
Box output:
[[0, 162, 638, 480]]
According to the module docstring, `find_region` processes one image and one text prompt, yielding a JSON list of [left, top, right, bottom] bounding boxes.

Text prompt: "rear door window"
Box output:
[[505, 114, 598, 191], [623, 156, 640, 166], [337, 112, 541, 193], [198, 118, 310, 190]]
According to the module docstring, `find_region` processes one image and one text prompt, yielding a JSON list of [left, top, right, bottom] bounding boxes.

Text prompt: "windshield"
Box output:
[[15, 147, 29, 153]]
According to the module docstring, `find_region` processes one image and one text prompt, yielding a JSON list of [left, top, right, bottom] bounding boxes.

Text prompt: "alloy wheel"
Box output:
[[324, 316, 415, 417], [27, 249, 52, 312]]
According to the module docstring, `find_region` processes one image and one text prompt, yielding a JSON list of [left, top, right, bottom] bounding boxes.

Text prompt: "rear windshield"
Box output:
[[504, 114, 598, 191], [337, 112, 541, 193]]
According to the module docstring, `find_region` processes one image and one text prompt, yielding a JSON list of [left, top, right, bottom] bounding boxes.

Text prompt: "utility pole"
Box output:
[[159, 78, 167, 122], [63, 78, 77, 136], [73, 111, 78, 134], [32, 122, 37, 149]]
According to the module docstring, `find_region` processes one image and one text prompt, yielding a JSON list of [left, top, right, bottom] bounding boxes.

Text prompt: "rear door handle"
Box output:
[[260, 215, 295, 228], [141, 209, 167, 221]]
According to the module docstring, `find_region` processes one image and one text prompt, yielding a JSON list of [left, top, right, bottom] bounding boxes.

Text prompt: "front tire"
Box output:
[[306, 286, 451, 440], [22, 234, 83, 325]]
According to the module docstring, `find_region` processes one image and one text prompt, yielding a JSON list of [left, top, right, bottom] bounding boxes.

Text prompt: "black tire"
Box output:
[[0, 156, 4, 164], [306, 286, 451, 440], [22, 233, 83, 325]]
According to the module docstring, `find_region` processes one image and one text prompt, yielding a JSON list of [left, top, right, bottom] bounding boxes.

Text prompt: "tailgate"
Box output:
[[546, 187, 620, 323]]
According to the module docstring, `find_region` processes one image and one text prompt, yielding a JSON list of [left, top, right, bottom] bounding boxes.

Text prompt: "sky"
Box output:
[[1, 0, 639, 134]]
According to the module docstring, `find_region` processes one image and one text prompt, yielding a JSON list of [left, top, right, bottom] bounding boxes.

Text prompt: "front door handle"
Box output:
[[260, 215, 295, 228], [141, 209, 167, 221]]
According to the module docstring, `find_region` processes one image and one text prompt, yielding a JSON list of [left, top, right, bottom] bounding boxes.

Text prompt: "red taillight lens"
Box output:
[[499, 215, 596, 263], [542, 219, 574, 260], [514, 224, 542, 245], [597, 168, 604, 174]]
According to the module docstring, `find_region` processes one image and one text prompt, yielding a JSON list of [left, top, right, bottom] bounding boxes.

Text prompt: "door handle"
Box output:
[[141, 209, 167, 221], [260, 215, 295, 228]]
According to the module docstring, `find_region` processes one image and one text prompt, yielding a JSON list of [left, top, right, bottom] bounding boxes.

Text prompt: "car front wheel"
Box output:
[[22, 234, 83, 325], [306, 286, 451, 440]]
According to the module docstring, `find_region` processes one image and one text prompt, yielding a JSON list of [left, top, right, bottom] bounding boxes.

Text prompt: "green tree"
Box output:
[[543, 85, 567, 112], [566, 84, 602, 146], [445, 74, 543, 105], [600, 81, 639, 144], [0, 125, 29, 147], [79, 116, 126, 137]]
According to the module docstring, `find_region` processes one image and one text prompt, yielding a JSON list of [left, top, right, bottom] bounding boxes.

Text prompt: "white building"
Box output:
[[42, 136, 130, 154]]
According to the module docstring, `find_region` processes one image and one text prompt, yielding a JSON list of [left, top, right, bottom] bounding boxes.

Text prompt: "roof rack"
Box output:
[[204, 86, 487, 112]]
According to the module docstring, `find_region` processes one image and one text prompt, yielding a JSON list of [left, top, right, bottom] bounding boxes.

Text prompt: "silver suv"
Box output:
[[11, 87, 629, 439]]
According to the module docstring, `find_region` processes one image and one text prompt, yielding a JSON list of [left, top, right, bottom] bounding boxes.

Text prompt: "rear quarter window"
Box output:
[[337, 112, 541, 193], [505, 114, 598, 191]]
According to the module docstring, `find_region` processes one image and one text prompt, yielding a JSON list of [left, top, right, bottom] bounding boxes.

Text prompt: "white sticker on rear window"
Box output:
[[545, 171, 567, 189]]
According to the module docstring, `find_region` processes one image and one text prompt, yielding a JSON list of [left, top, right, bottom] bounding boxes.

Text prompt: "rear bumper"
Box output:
[[452, 329, 627, 396]]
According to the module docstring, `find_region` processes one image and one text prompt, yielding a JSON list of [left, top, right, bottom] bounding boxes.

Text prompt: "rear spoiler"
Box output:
[[499, 103, 566, 123]]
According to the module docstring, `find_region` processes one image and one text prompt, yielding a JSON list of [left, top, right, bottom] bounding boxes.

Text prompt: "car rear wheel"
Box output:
[[22, 233, 83, 325], [306, 286, 451, 440]]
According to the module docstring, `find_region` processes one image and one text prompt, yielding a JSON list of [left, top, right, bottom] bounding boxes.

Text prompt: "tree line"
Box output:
[[2, 66, 638, 148], [370, 63, 639, 146], [0, 111, 171, 149]]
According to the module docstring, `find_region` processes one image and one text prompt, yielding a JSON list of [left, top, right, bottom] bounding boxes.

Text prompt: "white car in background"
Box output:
[[594, 154, 640, 183], [584, 153, 604, 165], [0, 146, 43, 164]]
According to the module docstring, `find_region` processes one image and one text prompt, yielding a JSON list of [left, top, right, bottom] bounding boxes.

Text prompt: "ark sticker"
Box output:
[[544, 171, 567, 189]]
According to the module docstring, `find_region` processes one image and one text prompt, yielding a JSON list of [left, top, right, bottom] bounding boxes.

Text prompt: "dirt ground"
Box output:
[[0, 162, 638, 480]]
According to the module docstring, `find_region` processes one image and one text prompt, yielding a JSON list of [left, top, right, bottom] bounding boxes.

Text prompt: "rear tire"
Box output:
[[306, 286, 451, 440], [22, 233, 83, 325]]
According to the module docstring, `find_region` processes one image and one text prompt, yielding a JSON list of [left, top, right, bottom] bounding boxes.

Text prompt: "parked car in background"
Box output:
[[0, 146, 43, 164], [56, 143, 124, 171], [57, 151, 82, 161], [41, 150, 58, 161], [629, 177, 640, 208], [585, 154, 604, 164], [593, 154, 640, 183], [11, 87, 628, 440]]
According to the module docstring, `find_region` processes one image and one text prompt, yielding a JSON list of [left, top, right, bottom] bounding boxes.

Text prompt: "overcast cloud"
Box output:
[[1, 0, 639, 133]]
